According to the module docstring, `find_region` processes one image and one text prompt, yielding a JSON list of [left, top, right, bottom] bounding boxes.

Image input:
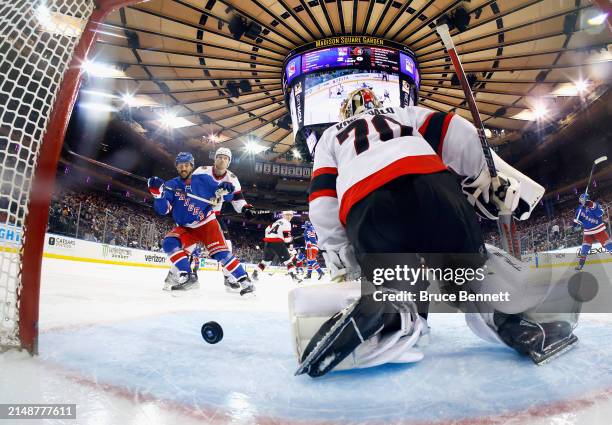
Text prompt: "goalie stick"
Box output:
[[435, 23, 521, 260]]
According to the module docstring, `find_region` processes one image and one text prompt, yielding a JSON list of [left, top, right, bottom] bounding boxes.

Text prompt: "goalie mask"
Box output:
[[339, 88, 382, 121]]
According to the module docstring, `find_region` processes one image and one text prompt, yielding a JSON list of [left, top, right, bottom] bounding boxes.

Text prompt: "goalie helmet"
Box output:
[[339, 88, 382, 121], [215, 147, 232, 164], [579, 193, 589, 205]]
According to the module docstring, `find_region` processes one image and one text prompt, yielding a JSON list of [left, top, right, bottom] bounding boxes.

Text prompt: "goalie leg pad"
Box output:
[[292, 285, 423, 377]]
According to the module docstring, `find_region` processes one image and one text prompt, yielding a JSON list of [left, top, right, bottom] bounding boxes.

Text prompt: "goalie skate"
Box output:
[[530, 334, 579, 365]]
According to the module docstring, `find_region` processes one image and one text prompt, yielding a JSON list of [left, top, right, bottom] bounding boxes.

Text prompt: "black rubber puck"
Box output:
[[201, 321, 223, 344]]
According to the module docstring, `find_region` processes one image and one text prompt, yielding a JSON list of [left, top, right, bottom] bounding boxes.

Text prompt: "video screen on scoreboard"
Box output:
[[301, 46, 400, 74], [302, 68, 401, 126]]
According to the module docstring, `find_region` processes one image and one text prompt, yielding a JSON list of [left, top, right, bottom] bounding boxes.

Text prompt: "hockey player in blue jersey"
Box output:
[[303, 221, 324, 280], [190, 244, 203, 278], [295, 249, 306, 275], [574, 193, 612, 270], [148, 152, 254, 296]]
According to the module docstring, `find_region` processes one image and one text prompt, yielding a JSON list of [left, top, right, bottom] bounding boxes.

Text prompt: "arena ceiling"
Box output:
[[88, 0, 612, 158]]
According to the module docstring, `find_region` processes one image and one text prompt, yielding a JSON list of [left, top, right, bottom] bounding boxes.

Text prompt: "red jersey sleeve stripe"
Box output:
[[312, 167, 338, 178], [438, 113, 454, 156], [308, 189, 338, 202]]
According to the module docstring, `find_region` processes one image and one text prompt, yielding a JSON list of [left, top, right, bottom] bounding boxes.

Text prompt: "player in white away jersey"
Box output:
[[196, 147, 255, 291], [294, 88, 577, 377], [252, 211, 302, 282]]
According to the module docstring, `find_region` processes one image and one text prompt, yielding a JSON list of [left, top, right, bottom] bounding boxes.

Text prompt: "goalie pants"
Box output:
[[345, 171, 486, 317]]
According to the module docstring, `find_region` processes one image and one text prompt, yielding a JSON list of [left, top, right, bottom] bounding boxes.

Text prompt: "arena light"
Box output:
[[532, 104, 549, 120], [123, 94, 159, 108], [81, 89, 118, 99], [550, 81, 590, 97], [244, 139, 267, 154], [78, 102, 117, 113], [484, 128, 492, 138], [574, 79, 589, 93], [121, 93, 134, 105], [159, 111, 195, 129], [81, 60, 127, 79], [292, 148, 301, 159], [511, 104, 549, 121], [588, 12, 609, 26]]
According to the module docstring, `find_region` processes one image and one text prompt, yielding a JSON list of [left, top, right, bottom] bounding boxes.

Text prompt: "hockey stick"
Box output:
[[171, 188, 223, 206], [584, 156, 607, 197], [575, 155, 608, 221], [436, 23, 521, 259]]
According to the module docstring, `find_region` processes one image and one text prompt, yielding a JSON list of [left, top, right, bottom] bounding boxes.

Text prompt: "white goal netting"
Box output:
[[0, 0, 95, 349]]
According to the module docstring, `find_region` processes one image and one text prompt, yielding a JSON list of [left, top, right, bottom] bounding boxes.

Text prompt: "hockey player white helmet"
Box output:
[[282, 210, 294, 220], [339, 88, 382, 121], [215, 147, 232, 164]]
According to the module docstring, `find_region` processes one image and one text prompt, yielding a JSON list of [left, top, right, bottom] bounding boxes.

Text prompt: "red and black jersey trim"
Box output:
[[418, 112, 454, 155], [308, 167, 338, 202]]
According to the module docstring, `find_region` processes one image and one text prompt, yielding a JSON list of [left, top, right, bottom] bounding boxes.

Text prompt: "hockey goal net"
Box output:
[[0, 0, 134, 354]]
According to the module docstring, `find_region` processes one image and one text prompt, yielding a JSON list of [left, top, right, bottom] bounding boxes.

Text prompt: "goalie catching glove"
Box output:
[[461, 169, 520, 220], [461, 151, 545, 221], [322, 244, 361, 282]]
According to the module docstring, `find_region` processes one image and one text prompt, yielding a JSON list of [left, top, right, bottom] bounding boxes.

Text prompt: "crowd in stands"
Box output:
[[47, 188, 310, 264], [483, 188, 612, 254], [47, 184, 612, 263], [47, 189, 173, 251]]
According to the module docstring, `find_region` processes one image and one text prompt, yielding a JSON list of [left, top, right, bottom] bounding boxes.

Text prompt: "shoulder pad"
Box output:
[[192, 166, 208, 175]]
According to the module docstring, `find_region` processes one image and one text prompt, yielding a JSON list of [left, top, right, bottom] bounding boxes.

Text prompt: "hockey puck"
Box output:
[[568, 272, 598, 303], [201, 321, 223, 344]]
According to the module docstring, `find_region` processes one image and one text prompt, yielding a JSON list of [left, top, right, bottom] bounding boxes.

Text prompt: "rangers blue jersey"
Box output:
[[574, 201, 606, 235], [304, 225, 318, 248], [296, 250, 306, 262], [153, 169, 233, 227]]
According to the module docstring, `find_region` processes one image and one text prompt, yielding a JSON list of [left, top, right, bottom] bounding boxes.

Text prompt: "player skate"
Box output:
[[238, 275, 256, 297], [289, 269, 303, 283], [224, 275, 241, 292], [170, 271, 200, 291]]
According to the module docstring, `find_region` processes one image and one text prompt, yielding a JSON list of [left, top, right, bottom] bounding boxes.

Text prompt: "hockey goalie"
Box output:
[[290, 88, 581, 377]]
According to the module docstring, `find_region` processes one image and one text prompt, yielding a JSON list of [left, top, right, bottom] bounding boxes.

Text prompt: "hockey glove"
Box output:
[[242, 204, 255, 219], [322, 244, 361, 282], [462, 168, 520, 220], [215, 181, 235, 201], [147, 177, 165, 199]]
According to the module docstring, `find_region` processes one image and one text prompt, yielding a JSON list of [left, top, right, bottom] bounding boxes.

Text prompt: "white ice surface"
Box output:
[[1, 258, 612, 425]]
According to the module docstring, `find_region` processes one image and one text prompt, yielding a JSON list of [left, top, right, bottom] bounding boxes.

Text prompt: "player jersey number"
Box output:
[[336, 114, 413, 155], [270, 223, 281, 234]]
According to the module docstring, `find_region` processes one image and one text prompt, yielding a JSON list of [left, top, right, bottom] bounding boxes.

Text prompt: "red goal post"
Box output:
[[1, 0, 139, 354]]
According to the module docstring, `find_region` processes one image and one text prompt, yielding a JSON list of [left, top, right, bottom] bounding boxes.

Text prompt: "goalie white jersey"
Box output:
[[195, 166, 247, 214], [309, 106, 487, 251]]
